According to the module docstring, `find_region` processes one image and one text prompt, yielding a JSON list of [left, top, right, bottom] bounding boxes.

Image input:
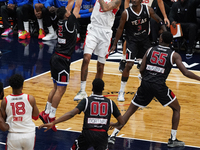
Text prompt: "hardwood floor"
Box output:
[[3, 59, 200, 147]]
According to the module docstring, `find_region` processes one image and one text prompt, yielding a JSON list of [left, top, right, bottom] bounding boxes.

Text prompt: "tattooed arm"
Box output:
[[99, 0, 121, 12]]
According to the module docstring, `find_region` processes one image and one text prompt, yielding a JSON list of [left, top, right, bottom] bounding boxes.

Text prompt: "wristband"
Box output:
[[32, 115, 39, 120]]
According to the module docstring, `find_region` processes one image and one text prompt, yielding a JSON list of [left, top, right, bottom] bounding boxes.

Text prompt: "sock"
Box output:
[[49, 106, 57, 118], [122, 54, 126, 60], [37, 19, 43, 29], [111, 128, 120, 137], [48, 26, 54, 34], [80, 81, 86, 92], [119, 81, 127, 92], [24, 21, 29, 32], [171, 129, 177, 140], [44, 101, 52, 114]]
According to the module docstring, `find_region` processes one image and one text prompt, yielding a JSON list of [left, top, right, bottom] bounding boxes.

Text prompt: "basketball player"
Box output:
[[110, 0, 166, 102], [39, 78, 124, 150], [74, 0, 122, 101], [1, 74, 39, 149], [39, 2, 82, 131], [0, 82, 9, 132], [109, 31, 200, 147]]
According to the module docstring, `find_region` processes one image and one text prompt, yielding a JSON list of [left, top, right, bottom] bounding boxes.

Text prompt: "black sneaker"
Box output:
[[137, 63, 141, 69], [119, 59, 126, 73], [167, 138, 185, 147], [108, 136, 116, 145]]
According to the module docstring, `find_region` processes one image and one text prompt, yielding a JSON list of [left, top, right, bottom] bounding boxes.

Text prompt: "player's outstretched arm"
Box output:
[[157, 0, 170, 27], [148, 6, 167, 32], [173, 52, 200, 81], [99, 0, 121, 12], [109, 10, 127, 54], [39, 108, 80, 132]]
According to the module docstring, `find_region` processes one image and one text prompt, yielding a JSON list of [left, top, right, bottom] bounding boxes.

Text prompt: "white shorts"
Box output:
[[84, 24, 112, 64], [7, 132, 35, 150]]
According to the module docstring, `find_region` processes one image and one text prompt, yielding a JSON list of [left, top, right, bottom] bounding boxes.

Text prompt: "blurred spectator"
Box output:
[[150, 0, 173, 45], [0, 0, 7, 16], [33, 0, 58, 40], [169, 0, 200, 57], [76, 0, 95, 42], [1, 0, 32, 37]]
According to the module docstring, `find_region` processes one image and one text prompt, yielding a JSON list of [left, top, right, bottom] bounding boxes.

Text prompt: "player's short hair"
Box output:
[[92, 78, 104, 93], [161, 31, 173, 44], [9, 74, 24, 89], [0, 82, 3, 93], [57, 6, 67, 20]]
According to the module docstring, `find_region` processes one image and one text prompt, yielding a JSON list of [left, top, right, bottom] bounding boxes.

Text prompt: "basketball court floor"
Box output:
[[0, 34, 200, 150]]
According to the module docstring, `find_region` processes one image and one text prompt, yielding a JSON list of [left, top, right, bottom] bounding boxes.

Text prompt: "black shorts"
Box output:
[[71, 130, 108, 150], [132, 81, 176, 107], [126, 38, 151, 61], [50, 53, 70, 86]]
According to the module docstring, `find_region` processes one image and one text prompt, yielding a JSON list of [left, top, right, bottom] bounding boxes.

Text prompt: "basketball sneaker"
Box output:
[[18, 30, 30, 40], [167, 138, 185, 147], [117, 91, 125, 102], [74, 90, 87, 101], [42, 31, 57, 40], [39, 111, 48, 124], [108, 136, 116, 145], [38, 28, 46, 39], [119, 59, 126, 73], [1, 28, 13, 36]]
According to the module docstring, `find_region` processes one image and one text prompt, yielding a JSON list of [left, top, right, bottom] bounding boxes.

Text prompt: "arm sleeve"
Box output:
[[112, 101, 121, 118], [66, 13, 76, 31], [80, 12, 92, 18], [76, 98, 86, 113]]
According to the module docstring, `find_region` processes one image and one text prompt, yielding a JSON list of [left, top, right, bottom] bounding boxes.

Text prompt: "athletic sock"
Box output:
[[171, 129, 177, 140], [24, 21, 29, 32], [111, 128, 120, 137], [49, 106, 57, 118], [122, 54, 126, 60], [80, 81, 86, 92], [44, 101, 52, 114], [37, 19, 43, 29], [119, 81, 127, 92], [48, 26, 54, 34]]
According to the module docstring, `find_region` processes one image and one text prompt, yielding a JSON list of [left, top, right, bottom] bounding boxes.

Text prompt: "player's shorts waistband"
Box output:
[[89, 128, 106, 132], [55, 52, 71, 60]]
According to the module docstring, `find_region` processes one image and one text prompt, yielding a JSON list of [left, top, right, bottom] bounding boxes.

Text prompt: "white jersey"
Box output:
[[5, 93, 35, 133], [91, 0, 118, 28]]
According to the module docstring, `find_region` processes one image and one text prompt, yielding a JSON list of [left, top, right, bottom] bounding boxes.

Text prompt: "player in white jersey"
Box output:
[[1, 74, 39, 150], [74, 0, 121, 101]]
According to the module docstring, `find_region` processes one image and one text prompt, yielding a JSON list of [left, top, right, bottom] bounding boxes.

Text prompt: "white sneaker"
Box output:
[[117, 91, 125, 102], [42, 32, 57, 40], [74, 90, 88, 101]]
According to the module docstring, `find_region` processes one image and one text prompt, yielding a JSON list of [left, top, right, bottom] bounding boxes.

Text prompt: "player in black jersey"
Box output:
[[110, 0, 167, 102], [39, 3, 82, 132], [109, 31, 200, 147], [39, 78, 124, 150]]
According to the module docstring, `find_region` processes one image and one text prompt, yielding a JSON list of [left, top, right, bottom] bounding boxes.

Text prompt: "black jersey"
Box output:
[[142, 45, 175, 84], [55, 13, 77, 57], [76, 94, 121, 131], [125, 4, 150, 42]]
